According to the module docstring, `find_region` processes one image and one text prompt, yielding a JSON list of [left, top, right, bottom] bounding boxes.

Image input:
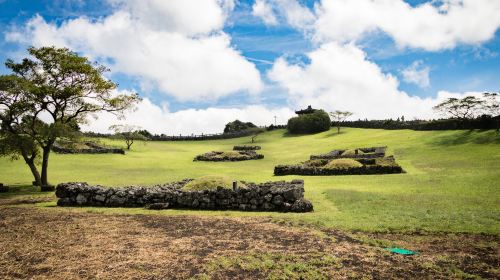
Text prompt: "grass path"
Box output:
[[1, 128, 499, 234]]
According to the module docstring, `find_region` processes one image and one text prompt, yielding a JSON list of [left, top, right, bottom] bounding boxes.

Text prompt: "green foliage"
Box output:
[[433, 96, 484, 120], [1, 46, 139, 185], [109, 124, 148, 150], [137, 129, 153, 139], [224, 120, 257, 134], [182, 175, 245, 191], [287, 110, 331, 134], [329, 110, 353, 133], [324, 158, 363, 169]]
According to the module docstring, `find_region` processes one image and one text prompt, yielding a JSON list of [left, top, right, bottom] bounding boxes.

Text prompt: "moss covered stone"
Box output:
[[181, 176, 246, 191]]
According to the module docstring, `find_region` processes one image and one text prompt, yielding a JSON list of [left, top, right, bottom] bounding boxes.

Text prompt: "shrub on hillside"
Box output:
[[287, 110, 331, 134], [224, 120, 257, 134]]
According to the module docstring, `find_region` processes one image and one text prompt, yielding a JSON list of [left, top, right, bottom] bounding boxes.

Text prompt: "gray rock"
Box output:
[[76, 193, 87, 205], [94, 195, 106, 202], [272, 195, 284, 205], [146, 203, 170, 210], [291, 198, 314, 212]]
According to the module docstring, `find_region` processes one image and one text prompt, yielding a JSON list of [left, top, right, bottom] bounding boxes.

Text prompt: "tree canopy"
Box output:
[[287, 110, 331, 134], [329, 110, 353, 134], [110, 124, 148, 150], [223, 120, 257, 134], [0, 46, 139, 187]]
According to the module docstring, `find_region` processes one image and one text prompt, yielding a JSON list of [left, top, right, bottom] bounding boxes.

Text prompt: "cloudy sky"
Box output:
[[1, 0, 499, 134]]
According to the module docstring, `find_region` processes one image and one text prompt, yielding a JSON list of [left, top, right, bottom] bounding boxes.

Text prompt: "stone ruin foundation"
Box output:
[[55, 179, 313, 212]]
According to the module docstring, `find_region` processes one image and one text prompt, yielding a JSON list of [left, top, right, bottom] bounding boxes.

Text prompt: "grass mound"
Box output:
[[182, 176, 246, 191], [215, 151, 247, 159], [341, 149, 365, 156], [324, 158, 363, 169]]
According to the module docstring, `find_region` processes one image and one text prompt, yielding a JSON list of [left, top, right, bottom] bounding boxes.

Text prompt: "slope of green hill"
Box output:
[[1, 128, 499, 234]]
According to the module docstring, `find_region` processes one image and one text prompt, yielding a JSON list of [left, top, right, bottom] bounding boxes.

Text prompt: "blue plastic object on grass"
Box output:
[[385, 248, 417, 255]]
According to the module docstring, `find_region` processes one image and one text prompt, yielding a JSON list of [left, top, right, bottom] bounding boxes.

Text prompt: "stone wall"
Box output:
[[52, 141, 125, 154], [274, 163, 403, 176], [194, 151, 264, 161], [233, 145, 261, 151], [310, 146, 386, 160], [55, 179, 313, 212]]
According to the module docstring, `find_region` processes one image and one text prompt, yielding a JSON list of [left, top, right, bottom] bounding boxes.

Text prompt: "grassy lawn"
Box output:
[[1, 127, 499, 234]]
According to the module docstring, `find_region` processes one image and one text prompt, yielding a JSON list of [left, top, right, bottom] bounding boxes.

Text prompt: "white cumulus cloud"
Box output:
[[82, 93, 295, 134], [268, 43, 458, 120], [313, 0, 500, 51], [6, 0, 262, 102], [252, 0, 278, 25], [401, 60, 431, 88]]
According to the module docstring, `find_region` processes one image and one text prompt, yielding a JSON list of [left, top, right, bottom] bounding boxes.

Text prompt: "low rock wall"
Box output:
[[52, 142, 125, 154], [194, 151, 264, 161], [274, 164, 403, 176], [310, 146, 386, 160], [233, 145, 261, 151], [55, 179, 313, 212]]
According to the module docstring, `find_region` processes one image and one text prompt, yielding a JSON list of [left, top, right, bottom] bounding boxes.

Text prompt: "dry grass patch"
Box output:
[[0, 207, 498, 279]]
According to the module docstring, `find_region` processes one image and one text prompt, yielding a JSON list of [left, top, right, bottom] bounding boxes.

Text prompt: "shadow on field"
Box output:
[[0, 184, 55, 204], [282, 130, 344, 138], [429, 130, 500, 146]]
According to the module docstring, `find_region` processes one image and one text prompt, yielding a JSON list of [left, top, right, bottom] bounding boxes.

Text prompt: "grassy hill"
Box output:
[[1, 128, 499, 234]]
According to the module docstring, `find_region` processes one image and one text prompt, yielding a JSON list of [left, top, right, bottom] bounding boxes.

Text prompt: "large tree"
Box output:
[[481, 92, 499, 117], [0, 46, 139, 188], [329, 110, 353, 134], [109, 124, 147, 150], [433, 96, 484, 120]]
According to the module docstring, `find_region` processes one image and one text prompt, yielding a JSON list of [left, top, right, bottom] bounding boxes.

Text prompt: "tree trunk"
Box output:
[[41, 145, 52, 186], [337, 125, 340, 134], [126, 139, 133, 150], [27, 160, 42, 186], [21, 152, 42, 187]]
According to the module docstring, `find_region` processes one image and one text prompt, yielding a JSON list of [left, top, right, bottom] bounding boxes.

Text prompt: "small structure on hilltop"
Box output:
[[288, 106, 331, 134], [274, 146, 403, 176], [295, 105, 318, 115]]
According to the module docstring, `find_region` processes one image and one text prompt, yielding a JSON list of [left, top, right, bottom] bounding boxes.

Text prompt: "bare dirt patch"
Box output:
[[0, 207, 498, 279]]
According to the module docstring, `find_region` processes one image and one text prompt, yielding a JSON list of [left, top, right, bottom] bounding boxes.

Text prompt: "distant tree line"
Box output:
[[340, 115, 499, 131], [339, 93, 499, 131]]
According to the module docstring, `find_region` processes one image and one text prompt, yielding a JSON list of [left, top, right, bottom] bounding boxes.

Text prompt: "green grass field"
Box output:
[[1, 128, 499, 234]]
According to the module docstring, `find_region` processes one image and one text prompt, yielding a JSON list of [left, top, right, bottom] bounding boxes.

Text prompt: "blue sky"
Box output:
[[1, 0, 499, 133]]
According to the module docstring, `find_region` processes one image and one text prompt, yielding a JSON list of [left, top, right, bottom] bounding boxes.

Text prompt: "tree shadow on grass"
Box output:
[[321, 130, 345, 138], [282, 130, 342, 138], [429, 130, 500, 146], [0, 184, 51, 200]]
